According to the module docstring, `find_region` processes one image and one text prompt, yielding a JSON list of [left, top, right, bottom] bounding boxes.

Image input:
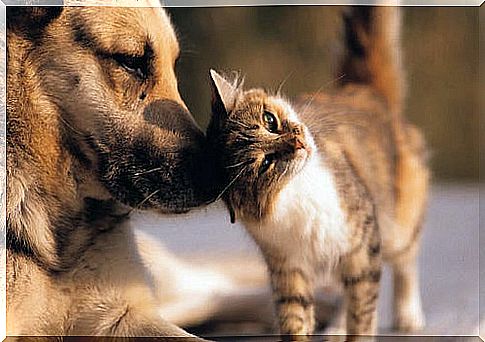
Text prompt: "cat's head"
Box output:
[[207, 70, 315, 223]]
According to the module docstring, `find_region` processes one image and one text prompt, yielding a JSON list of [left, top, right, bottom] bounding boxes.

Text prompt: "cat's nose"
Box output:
[[291, 135, 308, 153], [294, 137, 305, 150], [291, 134, 313, 157]]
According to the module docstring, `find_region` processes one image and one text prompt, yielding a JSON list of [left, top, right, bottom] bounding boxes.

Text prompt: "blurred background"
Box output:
[[132, 6, 481, 339], [169, 6, 479, 182], [0, 3, 478, 340]]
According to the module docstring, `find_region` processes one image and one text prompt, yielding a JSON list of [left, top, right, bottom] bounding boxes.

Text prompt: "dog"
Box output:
[[6, 2, 217, 338]]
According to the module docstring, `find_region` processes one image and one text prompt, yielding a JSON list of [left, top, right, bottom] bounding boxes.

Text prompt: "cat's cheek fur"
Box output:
[[272, 97, 299, 123], [244, 154, 350, 270]]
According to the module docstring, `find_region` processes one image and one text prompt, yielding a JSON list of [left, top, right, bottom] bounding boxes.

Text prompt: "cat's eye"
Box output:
[[259, 154, 275, 175], [263, 111, 278, 133]]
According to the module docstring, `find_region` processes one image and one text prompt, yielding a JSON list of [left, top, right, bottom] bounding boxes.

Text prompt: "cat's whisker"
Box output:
[[213, 164, 250, 202], [300, 90, 322, 118], [225, 160, 251, 169], [279, 164, 290, 180], [124, 189, 161, 217], [327, 73, 346, 87], [299, 75, 347, 118], [230, 120, 253, 130], [276, 71, 294, 96], [235, 133, 254, 141], [272, 132, 291, 142], [302, 109, 371, 134]]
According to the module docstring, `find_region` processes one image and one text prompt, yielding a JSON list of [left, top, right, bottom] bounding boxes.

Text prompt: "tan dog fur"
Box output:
[[7, 2, 213, 339]]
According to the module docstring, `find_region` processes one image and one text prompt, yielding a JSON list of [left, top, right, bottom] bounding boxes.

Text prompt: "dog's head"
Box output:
[[8, 4, 217, 213]]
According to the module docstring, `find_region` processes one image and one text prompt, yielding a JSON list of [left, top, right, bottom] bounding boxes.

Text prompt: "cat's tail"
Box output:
[[338, 7, 404, 115]]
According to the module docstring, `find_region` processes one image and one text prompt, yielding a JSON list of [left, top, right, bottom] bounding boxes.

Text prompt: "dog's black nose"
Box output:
[[141, 99, 220, 209]]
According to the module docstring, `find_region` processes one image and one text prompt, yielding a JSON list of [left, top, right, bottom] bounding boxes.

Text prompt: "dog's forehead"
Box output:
[[66, 5, 179, 56]]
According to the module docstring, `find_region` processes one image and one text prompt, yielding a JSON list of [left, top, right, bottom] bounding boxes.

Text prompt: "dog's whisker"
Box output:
[[134, 167, 164, 176]]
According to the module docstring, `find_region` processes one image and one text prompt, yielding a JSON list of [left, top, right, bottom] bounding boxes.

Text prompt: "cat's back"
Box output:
[[296, 85, 396, 213], [295, 84, 428, 257]]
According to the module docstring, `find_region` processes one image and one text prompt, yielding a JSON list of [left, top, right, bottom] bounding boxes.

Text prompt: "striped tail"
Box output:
[[338, 7, 404, 115]]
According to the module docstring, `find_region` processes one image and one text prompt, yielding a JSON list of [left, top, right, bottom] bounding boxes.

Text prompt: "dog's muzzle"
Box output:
[[97, 100, 219, 212]]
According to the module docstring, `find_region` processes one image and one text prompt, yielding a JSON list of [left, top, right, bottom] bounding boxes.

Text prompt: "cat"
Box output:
[[206, 7, 429, 341]]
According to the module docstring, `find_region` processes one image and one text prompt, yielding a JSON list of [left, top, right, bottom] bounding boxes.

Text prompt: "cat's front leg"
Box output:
[[267, 259, 315, 341], [340, 215, 382, 341]]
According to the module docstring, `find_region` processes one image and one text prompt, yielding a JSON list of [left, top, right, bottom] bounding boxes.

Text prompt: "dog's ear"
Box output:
[[7, 6, 63, 33], [210, 69, 240, 116]]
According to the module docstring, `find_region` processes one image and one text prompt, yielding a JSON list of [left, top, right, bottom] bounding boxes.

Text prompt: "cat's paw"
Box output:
[[393, 307, 426, 332], [280, 333, 311, 342], [322, 325, 346, 336]]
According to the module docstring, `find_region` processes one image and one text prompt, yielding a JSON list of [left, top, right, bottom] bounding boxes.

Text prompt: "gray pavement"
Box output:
[[136, 182, 480, 337]]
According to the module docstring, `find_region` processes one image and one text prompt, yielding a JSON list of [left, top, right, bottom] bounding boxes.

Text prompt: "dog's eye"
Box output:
[[112, 53, 148, 79], [263, 111, 278, 133], [259, 154, 275, 175]]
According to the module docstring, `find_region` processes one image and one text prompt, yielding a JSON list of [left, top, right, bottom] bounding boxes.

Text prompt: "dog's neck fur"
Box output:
[[6, 30, 121, 272]]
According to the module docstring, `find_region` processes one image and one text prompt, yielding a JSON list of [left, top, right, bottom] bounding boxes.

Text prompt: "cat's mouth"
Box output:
[[288, 144, 312, 177]]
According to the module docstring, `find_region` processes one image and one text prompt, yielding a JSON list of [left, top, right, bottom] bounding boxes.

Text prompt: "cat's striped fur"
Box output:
[[207, 6, 428, 341]]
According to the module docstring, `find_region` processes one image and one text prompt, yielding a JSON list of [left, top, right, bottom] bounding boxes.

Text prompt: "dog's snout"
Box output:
[[143, 99, 204, 143], [140, 99, 218, 208]]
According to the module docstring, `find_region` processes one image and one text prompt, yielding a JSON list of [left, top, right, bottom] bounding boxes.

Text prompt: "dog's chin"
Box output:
[[151, 206, 193, 216], [109, 179, 213, 215], [94, 136, 219, 215], [113, 161, 218, 214], [109, 196, 200, 219], [147, 193, 209, 214], [110, 188, 210, 216]]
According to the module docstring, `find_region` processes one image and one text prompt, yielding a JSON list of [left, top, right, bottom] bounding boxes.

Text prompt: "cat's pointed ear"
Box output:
[[210, 69, 239, 115]]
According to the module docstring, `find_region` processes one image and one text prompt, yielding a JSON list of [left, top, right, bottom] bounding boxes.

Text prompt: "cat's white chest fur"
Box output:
[[246, 156, 349, 271]]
